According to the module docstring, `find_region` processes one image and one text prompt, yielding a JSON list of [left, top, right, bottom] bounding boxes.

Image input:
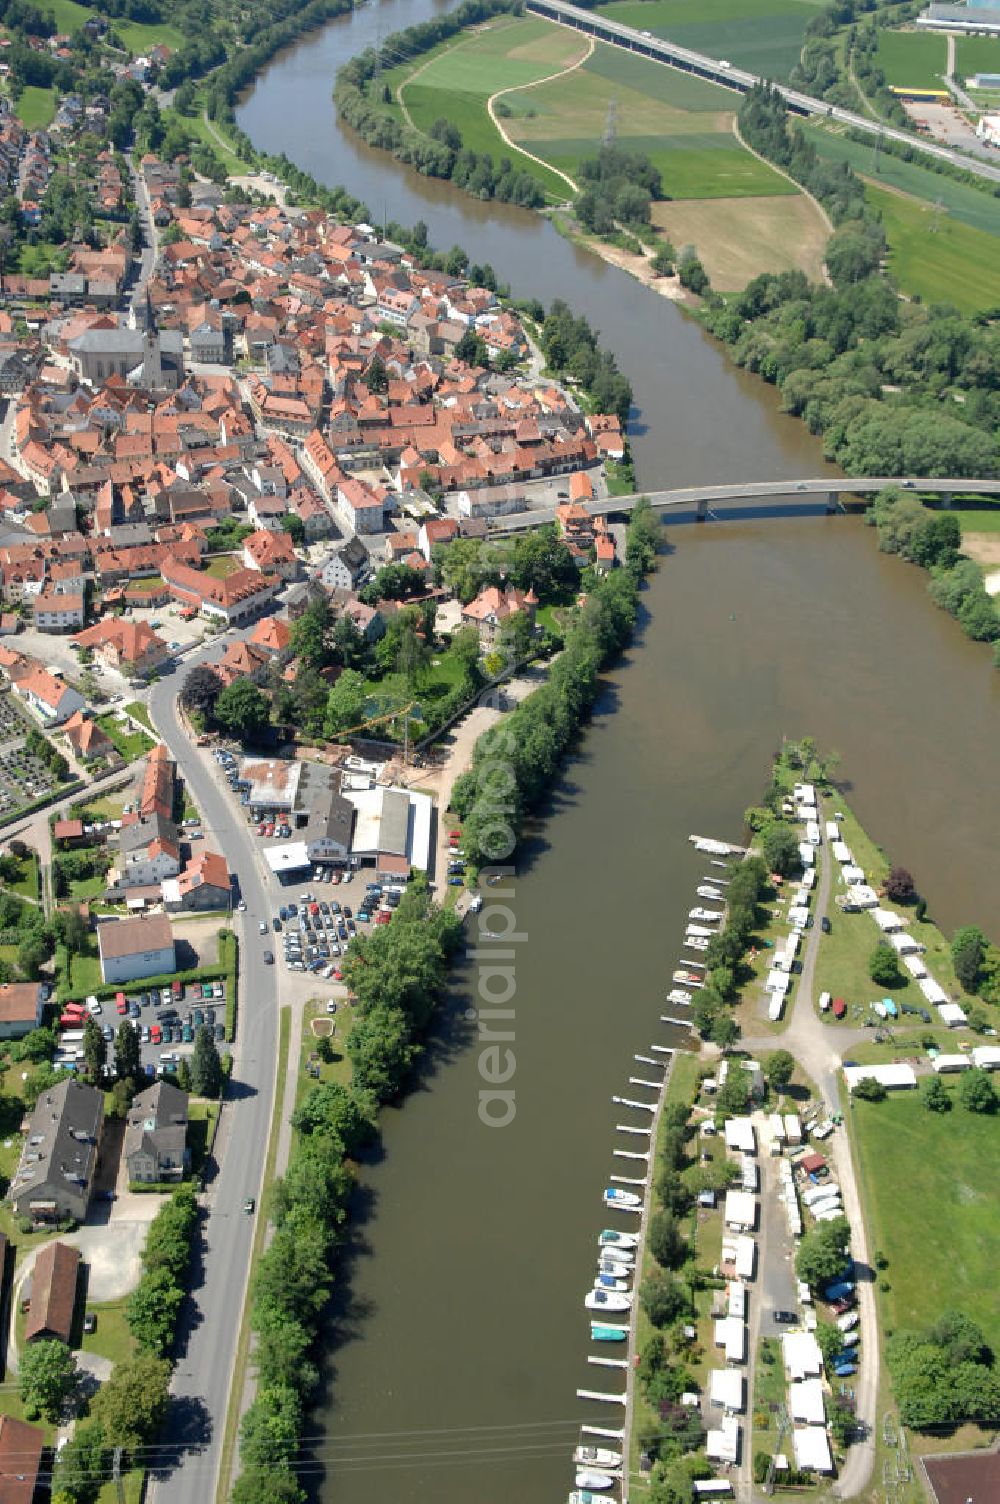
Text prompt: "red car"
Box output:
[[375, 911, 391, 926], [449, 829, 461, 840], [116, 998, 127, 1015], [831, 997, 847, 1019], [309, 902, 319, 916], [334, 969, 343, 981]]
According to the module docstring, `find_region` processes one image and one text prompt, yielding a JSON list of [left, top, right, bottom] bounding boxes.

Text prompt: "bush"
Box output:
[[868, 941, 901, 988]]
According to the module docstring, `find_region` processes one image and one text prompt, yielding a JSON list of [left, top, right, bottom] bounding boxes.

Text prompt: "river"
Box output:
[[237, 10, 1000, 1502]]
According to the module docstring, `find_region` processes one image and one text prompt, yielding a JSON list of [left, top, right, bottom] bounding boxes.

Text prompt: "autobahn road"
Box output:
[[146, 647, 278, 1504], [526, 0, 1000, 186]]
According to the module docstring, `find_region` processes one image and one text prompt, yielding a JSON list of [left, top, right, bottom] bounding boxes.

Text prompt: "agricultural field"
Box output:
[[506, 42, 795, 197], [867, 182, 1000, 314], [45, 0, 90, 30], [652, 193, 828, 287], [805, 124, 1000, 238], [853, 1091, 1000, 1352], [398, 15, 590, 200], [595, 0, 824, 81], [15, 86, 56, 130], [955, 34, 1000, 83], [113, 17, 186, 53], [873, 29, 947, 93]]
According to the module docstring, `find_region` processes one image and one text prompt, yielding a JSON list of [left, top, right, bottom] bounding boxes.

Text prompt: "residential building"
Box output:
[[321, 538, 371, 592], [0, 1415, 45, 1504], [25, 1241, 81, 1342], [161, 556, 281, 625], [0, 982, 44, 1039], [62, 711, 116, 763], [249, 615, 291, 657], [114, 814, 181, 889], [140, 743, 174, 821], [31, 589, 85, 633], [162, 849, 231, 912], [12, 666, 85, 725], [73, 619, 168, 679], [124, 1081, 190, 1183], [97, 913, 175, 984], [10, 1078, 103, 1225], [243, 528, 300, 582], [461, 585, 538, 647], [336, 476, 386, 535]]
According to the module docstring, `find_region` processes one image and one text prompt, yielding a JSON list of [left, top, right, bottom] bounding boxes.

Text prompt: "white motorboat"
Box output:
[[689, 906, 724, 922], [597, 1255, 634, 1274], [666, 988, 692, 1005], [573, 1446, 623, 1470], [599, 1229, 638, 1248], [697, 885, 724, 900], [686, 923, 714, 938], [576, 1469, 616, 1491], [685, 937, 709, 951], [603, 1187, 641, 1209], [593, 1274, 630, 1292], [585, 1288, 632, 1312], [672, 970, 704, 987], [598, 1245, 635, 1266]]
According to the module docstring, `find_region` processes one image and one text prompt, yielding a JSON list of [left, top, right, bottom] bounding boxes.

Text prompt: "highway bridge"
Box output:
[[525, 0, 1000, 187], [487, 477, 1000, 533]]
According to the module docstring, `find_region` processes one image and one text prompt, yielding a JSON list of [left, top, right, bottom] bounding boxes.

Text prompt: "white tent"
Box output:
[[847, 884, 878, 908], [714, 1317, 746, 1364], [798, 842, 815, 868], [931, 1054, 970, 1073], [790, 1378, 826, 1425], [825, 821, 840, 841], [789, 906, 810, 928], [872, 908, 903, 932], [844, 1063, 916, 1091], [903, 952, 928, 978], [800, 867, 816, 890], [766, 969, 791, 994], [842, 863, 865, 885], [782, 1331, 823, 1380], [728, 1281, 746, 1320], [792, 1427, 833, 1474], [918, 976, 948, 1004], [724, 1118, 756, 1154], [724, 1191, 757, 1231], [734, 1236, 756, 1279], [831, 840, 852, 863], [706, 1415, 740, 1463], [938, 1002, 968, 1028], [890, 931, 922, 954], [768, 994, 785, 1022], [972, 1046, 1000, 1071]]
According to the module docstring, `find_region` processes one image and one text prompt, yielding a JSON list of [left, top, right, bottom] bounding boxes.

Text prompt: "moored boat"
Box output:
[[574, 1445, 623, 1469], [599, 1229, 639, 1248], [689, 906, 724, 922], [672, 970, 704, 987], [603, 1187, 641, 1209], [575, 1468, 616, 1490], [593, 1274, 629, 1292], [666, 988, 692, 1005], [590, 1322, 628, 1341], [584, 1288, 632, 1312]]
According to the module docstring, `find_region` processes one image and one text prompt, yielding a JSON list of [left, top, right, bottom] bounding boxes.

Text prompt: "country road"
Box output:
[[146, 650, 279, 1504]]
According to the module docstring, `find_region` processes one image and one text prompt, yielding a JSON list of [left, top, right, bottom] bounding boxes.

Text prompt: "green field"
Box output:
[[46, 0, 91, 30], [398, 15, 589, 199], [955, 34, 1000, 82], [16, 86, 56, 129], [853, 1091, 1000, 1352], [867, 182, 1000, 313], [509, 42, 794, 198], [96, 714, 155, 762], [873, 29, 947, 92], [114, 16, 185, 53], [804, 125, 1000, 238], [952, 503, 1000, 533], [595, 0, 824, 81]]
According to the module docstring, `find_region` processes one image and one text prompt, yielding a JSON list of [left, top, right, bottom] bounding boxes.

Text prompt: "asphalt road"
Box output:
[[146, 650, 279, 1504]]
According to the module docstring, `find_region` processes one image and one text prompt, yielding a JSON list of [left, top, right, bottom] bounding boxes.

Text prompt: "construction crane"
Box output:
[[333, 700, 418, 761]]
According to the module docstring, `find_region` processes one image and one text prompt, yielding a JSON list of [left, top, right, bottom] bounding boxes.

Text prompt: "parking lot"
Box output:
[[81, 980, 227, 1078]]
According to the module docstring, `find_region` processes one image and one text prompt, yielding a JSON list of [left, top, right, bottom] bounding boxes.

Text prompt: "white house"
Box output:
[[13, 666, 85, 725], [31, 591, 85, 633], [97, 914, 175, 985]]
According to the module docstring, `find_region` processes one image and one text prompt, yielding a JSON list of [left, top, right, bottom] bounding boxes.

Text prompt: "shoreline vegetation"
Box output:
[[231, 507, 662, 1502]]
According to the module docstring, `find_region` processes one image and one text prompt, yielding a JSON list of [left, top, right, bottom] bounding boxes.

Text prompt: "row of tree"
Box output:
[[575, 143, 663, 237], [536, 298, 633, 424], [235, 880, 461, 1503]]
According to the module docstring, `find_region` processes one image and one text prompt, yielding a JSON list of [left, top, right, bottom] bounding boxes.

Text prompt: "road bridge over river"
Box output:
[[525, 0, 1000, 187], [487, 477, 1000, 532]]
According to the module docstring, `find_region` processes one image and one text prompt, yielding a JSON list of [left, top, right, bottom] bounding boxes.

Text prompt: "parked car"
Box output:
[[263, 950, 274, 965], [215, 1024, 226, 1042], [821, 916, 832, 934], [772, 1310, 798, 1325]]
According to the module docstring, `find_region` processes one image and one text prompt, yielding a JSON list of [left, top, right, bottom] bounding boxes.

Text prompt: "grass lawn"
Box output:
[[956, 34, 1000, 80], [81, 1299, 137, 1367], [0, 944, 19, 974], [97, 1470, 144, 1504], [653, 193, 828, 288], [46, 0, 90, 28], [595, 0, 822, 81], [853, 1090, 1000, 1350], [16, 86, 56, 129], [804, 125, 1000, 238], [4, 852, 39, 902], [61, 949, 103, 1000], [114, 16, 185, 52], [865, 182, 1000, 314], [173, 104, 246, 176], [509, 42, 794, 199], [398, 15, 589, 200], [295, 998, 353, 1121], [96, 715, 155, 762], [187, 1099, 220, 1179], [62, 871, 109, 903], [952, 503, 1000, 534], [203, 554, 242, 580], [125, 701, 154, 733], [71, 795, 125, 821], [874, 29, 947, 92]]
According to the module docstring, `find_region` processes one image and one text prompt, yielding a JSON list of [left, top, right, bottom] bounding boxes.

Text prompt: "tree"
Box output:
[[20, 1339, 79, 1421], [960, 1068, 997, 1115], [181, 665, 223, 720], [883, 865, 916, 902], [90, 1355, 171, 1451], [716, 1062, 753, 1115], [230, 1470, 306, 1504], [290, 1081, 374, 1154], [191, 1025, 222, 1098], [869, 941, 901, 988], [648, 1210, 687, 1270], [281, 514, 305, 548], [83, 1015, 106, 1080], [115, 1019, 141, 1086], [921, 1075, 951, 1113], [765, 1050, 795, 1091], [238, 1384, 302, 1471], [761, 822, 799, 876], [366, 355, 388, 394], [324, 669, 367, 737], [852, 1074, 887, 1101], [289, 599, 331, 672], [52, 1419, 107, 1503], [215, 679, 270, 744], [952, 925, 986, 994], [126, 1266, 184, 1355], [795, 1215, 851, 1290], [640, 1268, 688, 1328]]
